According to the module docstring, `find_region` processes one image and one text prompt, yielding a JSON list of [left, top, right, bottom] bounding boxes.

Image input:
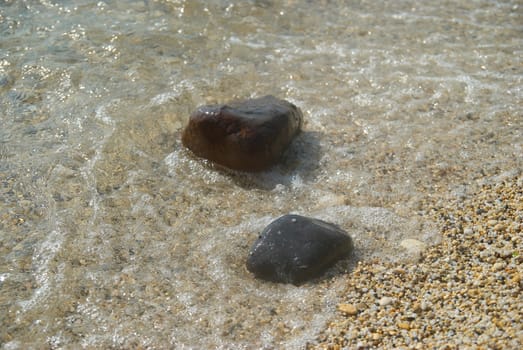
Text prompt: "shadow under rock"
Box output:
[[311, 257, 359, 286], [214, 130, 323, 191]]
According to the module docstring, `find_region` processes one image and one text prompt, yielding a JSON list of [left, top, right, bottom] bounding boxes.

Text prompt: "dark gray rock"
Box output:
[[181, 95, 303, 172], [246, 214, 353, 284]]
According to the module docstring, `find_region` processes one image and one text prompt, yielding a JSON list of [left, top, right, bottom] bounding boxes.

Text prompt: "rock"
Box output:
[[246, 214, 353, 284], [182, 95, 303, 171]]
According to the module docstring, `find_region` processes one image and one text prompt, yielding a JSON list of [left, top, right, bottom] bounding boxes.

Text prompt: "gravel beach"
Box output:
[[309, 175, 522, 349]]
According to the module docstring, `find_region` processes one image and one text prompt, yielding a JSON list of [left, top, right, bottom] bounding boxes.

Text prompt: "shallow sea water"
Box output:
[[0, 0, 522, 348]]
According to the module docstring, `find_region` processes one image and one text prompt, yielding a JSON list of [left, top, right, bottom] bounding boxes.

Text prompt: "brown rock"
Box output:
[[182, 95, 303, 171]]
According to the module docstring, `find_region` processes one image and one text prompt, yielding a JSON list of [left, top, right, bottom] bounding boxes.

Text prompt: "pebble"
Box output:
[[397, 322, 411, 330], [337, 303, 358, 316], [492, 262, 505, 271], [181, 95, 303, 171], [309, 176, 523, 349], [246, 214, 353, 284], [378, 296, 394, 307]]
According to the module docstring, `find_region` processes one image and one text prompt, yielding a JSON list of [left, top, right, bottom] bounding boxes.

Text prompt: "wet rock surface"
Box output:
[[246, 214, 353, 284], [182, 95, 303, 172]]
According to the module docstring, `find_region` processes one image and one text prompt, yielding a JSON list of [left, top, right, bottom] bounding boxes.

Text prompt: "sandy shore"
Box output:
[[309, 175, 522, 349]]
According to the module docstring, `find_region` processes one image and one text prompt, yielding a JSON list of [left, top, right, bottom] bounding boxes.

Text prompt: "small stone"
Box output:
[[492, 262, 505, 271], [356, 302, 368, 311], [246, 214, 353, 284], [182, 95, 303, 171], [338, 303, 358, 316], [378, 297, 394, 307], [511, 273, 521, 284], [398, 322, 411, 330], [412, 302, 422, 314], [463, 227, 473, 235], [493, 223, 506, 232], [498, 249, 512, 258]]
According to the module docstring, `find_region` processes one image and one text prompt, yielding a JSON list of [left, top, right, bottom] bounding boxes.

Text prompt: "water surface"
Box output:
[[1, 1, 522, 348]]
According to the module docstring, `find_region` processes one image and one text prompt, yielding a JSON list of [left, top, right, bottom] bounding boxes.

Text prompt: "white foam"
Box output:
[[0, 273, 9, 283], [94, 102, 116, 126], [18, 230, 64, 312]]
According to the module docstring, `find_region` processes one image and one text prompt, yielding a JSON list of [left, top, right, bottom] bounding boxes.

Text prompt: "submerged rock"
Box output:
[[246, 214, 353, 284], [182, 95, 303, 172]]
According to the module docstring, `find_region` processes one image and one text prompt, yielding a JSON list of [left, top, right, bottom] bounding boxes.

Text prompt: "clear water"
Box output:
[[1, 0, 521, 348]]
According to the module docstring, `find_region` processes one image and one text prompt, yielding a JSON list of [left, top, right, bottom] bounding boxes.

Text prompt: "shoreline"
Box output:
[[309, 175, 522, 349]]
